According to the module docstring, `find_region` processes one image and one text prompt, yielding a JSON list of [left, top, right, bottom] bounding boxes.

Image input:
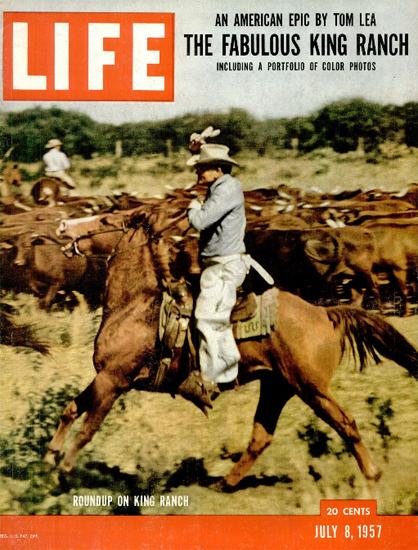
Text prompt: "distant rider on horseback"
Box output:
[[179, 139, 250, 411], [43, 139, 76, 192]]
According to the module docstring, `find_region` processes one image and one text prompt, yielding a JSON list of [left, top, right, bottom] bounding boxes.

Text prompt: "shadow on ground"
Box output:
[[165, 457, 293, 493]]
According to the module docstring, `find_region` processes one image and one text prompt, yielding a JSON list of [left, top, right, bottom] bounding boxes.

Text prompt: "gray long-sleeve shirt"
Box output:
[[188, 173, 246, 257]]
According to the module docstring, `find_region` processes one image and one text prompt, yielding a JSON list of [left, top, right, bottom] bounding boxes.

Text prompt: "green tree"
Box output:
[[311, 99, 385, 154], [0, 107, 107, 162], [403, 102, 418, 148]]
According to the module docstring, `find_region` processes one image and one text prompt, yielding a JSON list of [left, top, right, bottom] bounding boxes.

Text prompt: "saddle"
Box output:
[[154, 280, 279, 390], [231, 287, 279, 340]]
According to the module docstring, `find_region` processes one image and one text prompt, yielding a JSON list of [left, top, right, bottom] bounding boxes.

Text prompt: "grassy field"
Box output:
[[1, 146, 418, 516], [17, 142, 418, 198]]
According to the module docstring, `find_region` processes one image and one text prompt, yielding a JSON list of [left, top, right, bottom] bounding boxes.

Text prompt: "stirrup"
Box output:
[[178, 371, 219, 415]]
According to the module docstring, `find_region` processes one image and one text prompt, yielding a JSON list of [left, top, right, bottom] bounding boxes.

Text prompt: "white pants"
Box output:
[[195, 254, 250, 384], [45, 170, 75, 189]]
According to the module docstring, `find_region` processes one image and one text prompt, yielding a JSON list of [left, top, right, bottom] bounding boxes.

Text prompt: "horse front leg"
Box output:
[[60, 371, 122, 473], [217, 374, 295, 491], [44, 382, 94, 466]]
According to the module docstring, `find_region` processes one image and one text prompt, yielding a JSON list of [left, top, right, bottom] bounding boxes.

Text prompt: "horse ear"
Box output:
[[127, 210, 147, 228]]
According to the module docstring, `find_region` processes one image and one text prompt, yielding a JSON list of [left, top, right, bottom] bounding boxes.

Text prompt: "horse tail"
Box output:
[[1, 311, 50, 356], [326, 306, 417, 380]]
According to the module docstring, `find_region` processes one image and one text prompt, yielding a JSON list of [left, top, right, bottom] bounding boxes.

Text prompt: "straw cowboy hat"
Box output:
[[187, 144, 239, 167], [45, 139, 63, 149]]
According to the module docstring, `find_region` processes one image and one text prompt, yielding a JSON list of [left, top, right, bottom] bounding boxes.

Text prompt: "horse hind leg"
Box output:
[[218, 374, 295, 491], [302, 390, 382, 481], [44, 382, 94, 467]]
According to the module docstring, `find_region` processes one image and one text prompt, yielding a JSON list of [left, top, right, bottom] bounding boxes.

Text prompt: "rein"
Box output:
[[67, 211, 188, 262]]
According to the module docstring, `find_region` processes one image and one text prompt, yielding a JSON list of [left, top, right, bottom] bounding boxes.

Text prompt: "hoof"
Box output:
[[59, 462, 74, 475], [210, 481, 225, 493], [43, 450, 60, 467], [210, 480, 238, 493], [365, 467, 383, 482], [371, 470, 383, 482]]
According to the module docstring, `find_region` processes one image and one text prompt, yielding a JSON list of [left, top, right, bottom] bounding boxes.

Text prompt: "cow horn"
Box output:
[[392, 187, 408, 198], [304, 235, 342, 264], [326, 219, 339, 228], [278, 191, 292, 200]]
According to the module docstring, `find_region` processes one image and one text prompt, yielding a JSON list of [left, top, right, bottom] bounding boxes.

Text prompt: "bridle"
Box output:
[[63, 211, 188, 263]]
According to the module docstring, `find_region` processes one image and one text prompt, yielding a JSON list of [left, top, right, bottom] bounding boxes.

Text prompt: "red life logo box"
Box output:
[[3, 12, 174, 101]]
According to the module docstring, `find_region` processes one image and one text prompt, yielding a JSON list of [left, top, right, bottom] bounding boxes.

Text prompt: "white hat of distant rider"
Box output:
[[187, 144, 239, 166], [45, 139, 63, 149]]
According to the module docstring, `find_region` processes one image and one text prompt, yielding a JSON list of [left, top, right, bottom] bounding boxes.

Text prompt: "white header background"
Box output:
[[1, 0, 417, 124]]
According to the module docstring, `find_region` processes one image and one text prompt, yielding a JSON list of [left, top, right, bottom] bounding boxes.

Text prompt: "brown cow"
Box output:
[[362, 219, 418, 315], [296, 199, 415, 228], [1, 239, 30, 296], [245, 226, 378, 308], [11, 231, 106, 310], [355, 183, 418, 208], [392, 183, 418, 209], [347, 210, 418, 225], [0, 194, 119, 230], [57, 207, 378, 309], [329, 227, 379, 307]]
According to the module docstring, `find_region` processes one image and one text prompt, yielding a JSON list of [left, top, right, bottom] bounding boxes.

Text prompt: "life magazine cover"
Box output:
[[0, 0, 417, 549]]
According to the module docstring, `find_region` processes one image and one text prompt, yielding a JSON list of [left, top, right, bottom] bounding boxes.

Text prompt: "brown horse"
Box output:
[[0, 163, 22, 197], [45, 205, 418, 490], [30, 177, 62, 206]]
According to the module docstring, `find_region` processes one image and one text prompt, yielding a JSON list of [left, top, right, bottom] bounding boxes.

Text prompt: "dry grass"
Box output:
[[1, 295, 417, 516], [1, 147, 418, 516], [18, 144, 418, 199]]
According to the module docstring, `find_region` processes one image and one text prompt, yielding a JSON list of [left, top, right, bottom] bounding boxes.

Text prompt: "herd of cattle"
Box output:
[[1, 178, 418, 351]]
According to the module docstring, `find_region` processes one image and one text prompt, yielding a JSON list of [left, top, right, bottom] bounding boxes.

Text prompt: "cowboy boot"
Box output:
[[178, 371, 220, 415]]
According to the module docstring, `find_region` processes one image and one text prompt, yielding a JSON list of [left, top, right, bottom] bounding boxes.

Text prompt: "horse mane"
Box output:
[[127, 203, 188, 288]]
